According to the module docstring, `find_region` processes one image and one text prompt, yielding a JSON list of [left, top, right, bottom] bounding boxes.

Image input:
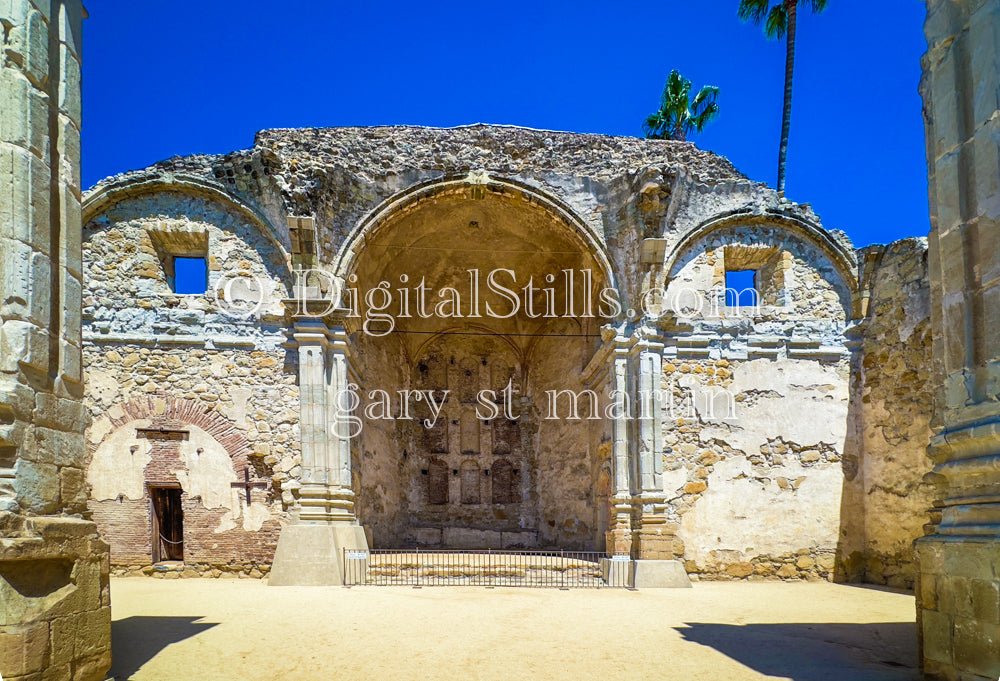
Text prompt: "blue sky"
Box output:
[[82, 1, 930, 247]]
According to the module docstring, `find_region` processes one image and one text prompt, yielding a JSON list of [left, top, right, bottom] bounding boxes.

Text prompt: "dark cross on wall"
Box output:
[[231, 468, 267, 505]]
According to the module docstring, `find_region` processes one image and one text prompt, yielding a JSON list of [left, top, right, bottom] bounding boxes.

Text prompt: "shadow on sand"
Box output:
[[675, 621, 919, 681], [111, 616, 218, 680]]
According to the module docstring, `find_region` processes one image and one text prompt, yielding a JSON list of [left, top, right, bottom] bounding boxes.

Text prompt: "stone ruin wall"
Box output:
[[79, 125, 938, 587], [847, 238, 936, 589], [655, 214, 853, 581], [81, 192, 299, 576]]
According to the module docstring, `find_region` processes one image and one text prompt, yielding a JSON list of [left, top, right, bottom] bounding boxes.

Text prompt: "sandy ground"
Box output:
[[108, 578, 919, 681]]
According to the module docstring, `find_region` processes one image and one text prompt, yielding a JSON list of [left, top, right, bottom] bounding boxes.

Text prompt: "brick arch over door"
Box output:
[[88, 397, 253, 469]]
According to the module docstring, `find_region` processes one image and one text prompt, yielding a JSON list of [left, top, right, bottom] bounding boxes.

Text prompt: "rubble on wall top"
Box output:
[[87, 124, 753, 197], [253, 124, 750, 184]]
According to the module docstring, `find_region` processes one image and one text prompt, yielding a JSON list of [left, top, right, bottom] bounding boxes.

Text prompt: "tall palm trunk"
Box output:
[[777, 0, 797, 196]]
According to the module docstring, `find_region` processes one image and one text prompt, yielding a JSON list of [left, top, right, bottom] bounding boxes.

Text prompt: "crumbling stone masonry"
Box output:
[[80, 124, 938, 588], [0, 2, 112, 681], [916, 0, 1000, 679]]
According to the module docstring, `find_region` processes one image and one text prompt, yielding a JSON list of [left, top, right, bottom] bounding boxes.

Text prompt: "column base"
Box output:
[[632, 559, 692, 588], [916, 535, 1000, 680], [268, 523, 369, 586]]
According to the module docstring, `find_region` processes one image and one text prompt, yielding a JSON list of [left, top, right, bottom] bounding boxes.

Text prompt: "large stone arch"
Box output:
[[664, 210, 860, 320], [83, 173, 295, 287], [342, 176, 617, 550], [333, 174, 618, 294]]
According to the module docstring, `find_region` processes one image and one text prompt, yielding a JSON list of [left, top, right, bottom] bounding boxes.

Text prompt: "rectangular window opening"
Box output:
[[725, 269, 759, 308], [172, 256, 208, 294]]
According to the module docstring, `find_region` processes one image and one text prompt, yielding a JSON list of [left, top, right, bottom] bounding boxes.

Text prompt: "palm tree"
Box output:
[[643, 70, 720, 142], [738, 0, 828, 196]]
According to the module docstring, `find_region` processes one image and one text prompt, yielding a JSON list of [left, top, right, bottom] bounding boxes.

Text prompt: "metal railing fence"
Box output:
[[343, 549, 632, 588]]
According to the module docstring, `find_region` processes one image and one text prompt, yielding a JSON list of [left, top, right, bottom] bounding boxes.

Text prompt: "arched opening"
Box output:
[[347, 180, 614, 549]]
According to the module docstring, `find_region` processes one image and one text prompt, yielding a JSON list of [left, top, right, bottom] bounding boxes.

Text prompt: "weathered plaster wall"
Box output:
[[667, 357, 849, 580], [82, 397, 284, 576]]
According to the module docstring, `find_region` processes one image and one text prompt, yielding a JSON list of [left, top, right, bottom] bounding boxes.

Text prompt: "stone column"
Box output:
[[0, 2, 112, 679], [607, 341, 634, 556], [269, 315, 368, 586], [627, 332, 690, 588], [916, 1, 1000, 678], [323, 324, 358, 521]]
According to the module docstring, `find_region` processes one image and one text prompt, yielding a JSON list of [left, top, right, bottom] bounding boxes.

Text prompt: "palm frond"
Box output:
[[807, 0, 828, 13], [690, 86, 721, 132], [764, 4, 788, 39], [737, 0, 772, 25]]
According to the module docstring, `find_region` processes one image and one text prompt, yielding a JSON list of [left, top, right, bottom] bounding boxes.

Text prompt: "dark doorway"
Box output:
[[150, 487, 184, 563]]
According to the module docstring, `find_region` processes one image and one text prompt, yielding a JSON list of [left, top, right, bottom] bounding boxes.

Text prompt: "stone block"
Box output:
[[57, 44, 80, 128], [59, 467, 86, 512], [0, 0, 31, 24], [971, 579, 1000, 625], [75, 606, 111, 660], [73, 647, 111, 681], [0, 320, 47, 374], [442, 527, 499, 549], [600, 557, 633, 587], [920, 573, 938, 610], [33, 393, 87, 433], [25, 250, 52, 327], [979, 284, 1000, 364], [26, 516, 97, 539], [500, 531, 537, 549], [969, 1, 1000, 128], [48, 614, 76, 666], [413, 527, 442, 546], [0, 148, 49, 255], [922, 609, 953, 665], [14, 458, 59, 514], [632, 559, 691, 588], [58, 271, 81, 331], [725, 562, 753, 578], [0, 68, 49, 156], [943, 541, 1000, 581], [954, 617, 1000, 678], [22, 8, 49, 88], [0, 621, 49, 675], [933, 154, 963, 240], [59, 338, 82, 386], [953, 576, 974, 618], [57, 0, 84, 62], [31, 428, 84, 466]]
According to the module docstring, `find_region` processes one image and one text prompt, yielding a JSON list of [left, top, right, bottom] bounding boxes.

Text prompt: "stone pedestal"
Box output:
[[632, 560, 692, 588], [268, 524, 368, 586], [916, 537, 1000, 681]]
